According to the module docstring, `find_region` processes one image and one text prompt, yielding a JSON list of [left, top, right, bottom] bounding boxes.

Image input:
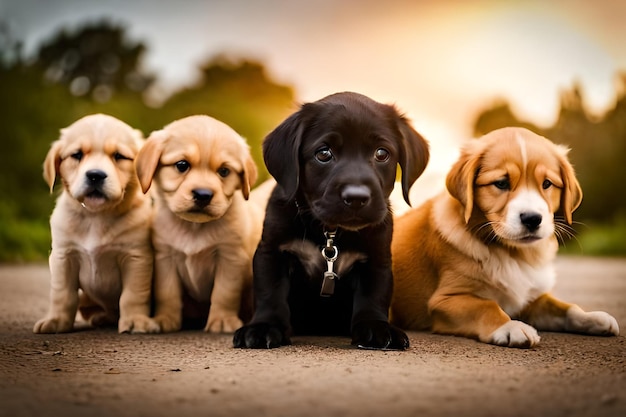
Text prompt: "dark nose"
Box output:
[[520, 212, 542, 231], [85, 169, 107, 184], [192, 189, 214, 208], [341, 185, 371, 209]]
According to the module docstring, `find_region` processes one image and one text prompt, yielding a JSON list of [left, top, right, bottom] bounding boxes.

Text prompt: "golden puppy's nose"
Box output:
[[192, 189, 214, 208], [86, 169, 107, 184]]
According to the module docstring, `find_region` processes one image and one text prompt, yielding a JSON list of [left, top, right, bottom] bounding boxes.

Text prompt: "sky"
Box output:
[[2, 0, 626, 187]]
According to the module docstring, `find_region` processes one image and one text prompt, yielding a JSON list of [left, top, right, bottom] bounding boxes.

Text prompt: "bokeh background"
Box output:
[[1, 0, 625, 261]]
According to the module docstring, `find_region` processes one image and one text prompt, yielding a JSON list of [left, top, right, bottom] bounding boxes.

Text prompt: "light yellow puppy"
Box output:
[[34, 114, 157, 334], [136, 115, 268, 333]]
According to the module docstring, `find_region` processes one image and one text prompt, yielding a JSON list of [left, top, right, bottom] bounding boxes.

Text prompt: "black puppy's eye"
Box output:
[[71, 150, 83, 161], [174, 160, 190, 173], [113, 152, 130, 161], [315, 147, 333, 163], [542, 179, 553, 190], [493, 178, 510, 190], [217, 167, 231, 178], [374, 148, 390, 162]]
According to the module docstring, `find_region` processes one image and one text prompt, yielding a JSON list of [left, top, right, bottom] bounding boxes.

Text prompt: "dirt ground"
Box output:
[[1, 256, 625, 417]]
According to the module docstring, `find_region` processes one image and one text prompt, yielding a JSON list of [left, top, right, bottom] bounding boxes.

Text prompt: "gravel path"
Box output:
[[1, 256, 624, 417]]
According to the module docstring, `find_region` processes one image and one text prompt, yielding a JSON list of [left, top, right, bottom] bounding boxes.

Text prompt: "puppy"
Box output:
[[391, 127, 620, 348], [234, 92, 429, 349], [34, 114, 157, 334], [136, 115, 265, 333]]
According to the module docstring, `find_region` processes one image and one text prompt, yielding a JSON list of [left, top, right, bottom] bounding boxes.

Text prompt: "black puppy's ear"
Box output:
[[396, 114, 430, 206], [262, 106, 309, 200]]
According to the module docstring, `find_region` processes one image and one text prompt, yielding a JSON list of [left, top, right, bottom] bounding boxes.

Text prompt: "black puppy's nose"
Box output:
[[520, 212, 542, 231], [192, 189, 214, 208], [85, 169, 107, 184], [341, 185, 371, 209]]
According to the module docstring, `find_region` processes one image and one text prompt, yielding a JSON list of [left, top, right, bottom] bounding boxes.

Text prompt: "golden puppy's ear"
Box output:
[[396, 114, 430, 206], [43, 137, 65, 193], [240, 153, 258, 200], [135, 130, 167, 194], [446, 144, 482, 223], [555, 145, 583, 225]]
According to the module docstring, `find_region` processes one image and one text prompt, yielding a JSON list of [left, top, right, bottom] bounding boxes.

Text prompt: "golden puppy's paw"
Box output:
[[33, 317, 74, 334], [154, 314, 182, 333], [205, 312, 243, 333], [566, 306, 620, 336], [118, 315, 161, 334], [487, 320, 540, 348]]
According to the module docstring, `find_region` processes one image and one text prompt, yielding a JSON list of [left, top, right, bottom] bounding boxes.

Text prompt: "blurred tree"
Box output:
[[35, 20, 154, 102], [157, 55, 295, 181], [473, 76, 626, 224]]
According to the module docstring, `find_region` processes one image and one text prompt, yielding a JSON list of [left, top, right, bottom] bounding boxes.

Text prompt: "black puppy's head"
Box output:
[[263, 92, 429, 230]]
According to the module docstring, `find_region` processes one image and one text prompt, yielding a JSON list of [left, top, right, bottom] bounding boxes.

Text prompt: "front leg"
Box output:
[[429, 291, 540, 348], [233, 243, 292, 348], [118, 248, 160, 334], [33, 252, 79, 333], [351, 264, 409, 350], [521, 293, 619, 336], [152, 252, 183, 333], [205, 250, 250, 333]]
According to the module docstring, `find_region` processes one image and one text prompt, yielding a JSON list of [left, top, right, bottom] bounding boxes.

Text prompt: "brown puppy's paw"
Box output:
[[487, 320, 540, 348], [566, 306, 619, 336], [352, 320, 410, 351], [33, 316, 74, 334], [233, 323, 291, 349], [205, 312, 243, 333], [119, 314, 161, 334]]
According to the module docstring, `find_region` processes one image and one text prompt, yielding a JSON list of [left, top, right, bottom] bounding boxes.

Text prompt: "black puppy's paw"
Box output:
[[233, 323, 291, 349], [351, 320, 410, 351]]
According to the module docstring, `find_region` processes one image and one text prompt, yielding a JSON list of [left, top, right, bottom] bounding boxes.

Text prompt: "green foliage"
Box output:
[[0, 22, 295, 262]]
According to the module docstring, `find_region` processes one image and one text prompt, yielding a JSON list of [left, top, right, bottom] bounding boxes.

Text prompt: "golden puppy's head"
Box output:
[[136, 115, 258, 223], [44, 114, 145, 212], [446, 127, 582, 247]]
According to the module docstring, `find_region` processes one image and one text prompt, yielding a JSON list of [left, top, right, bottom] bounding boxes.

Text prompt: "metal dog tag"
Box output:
[[320, 231, 339, 297], [321, 271, 337, 297]]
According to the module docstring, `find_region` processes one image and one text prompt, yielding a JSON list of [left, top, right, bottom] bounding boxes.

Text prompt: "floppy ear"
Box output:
[[135, 130, 167, 194], [555, 146, 583, 225], [396, 114, 430, 205], [446, 143, 482, 223], [43, 136, 65, 193], [262, 106, 309, 200], [240, 153, 258, 200]]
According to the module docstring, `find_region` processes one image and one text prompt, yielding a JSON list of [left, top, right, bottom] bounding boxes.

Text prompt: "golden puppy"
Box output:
[[34, 114, 157, 334], [136, 115, 267, 333], [391, 127, 619, 347]]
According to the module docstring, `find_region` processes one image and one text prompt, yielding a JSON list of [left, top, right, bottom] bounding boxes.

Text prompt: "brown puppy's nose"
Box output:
[[341, 185, 371, 209], [85, 169, 107, 184], [520, 212, 542, 231], [192, 189, 214, 208]]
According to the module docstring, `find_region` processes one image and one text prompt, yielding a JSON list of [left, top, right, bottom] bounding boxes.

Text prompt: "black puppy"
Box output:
[[233, 92, 429, 349]]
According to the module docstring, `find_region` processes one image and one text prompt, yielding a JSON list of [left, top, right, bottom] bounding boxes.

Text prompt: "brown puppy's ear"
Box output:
[[263, 105, 311, 200], [135, 130, 167, 194], [43, 135, 65, 193], [240, 153, 258, 200], [395, 113, 430, 205], [555, 145, 583, 225], [446, 143, 482, 223]]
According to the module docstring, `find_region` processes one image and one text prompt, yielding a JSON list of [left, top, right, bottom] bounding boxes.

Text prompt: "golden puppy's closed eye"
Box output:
[[34, 114, 158, 334], [391, 127, 618, 348], [136, 115, 269, 333]]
